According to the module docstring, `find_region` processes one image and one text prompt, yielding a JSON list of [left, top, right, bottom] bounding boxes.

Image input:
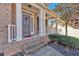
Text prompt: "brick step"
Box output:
[[4, 36, 46, 56], [23, 38, 45, 55], [24, 43, 45, 55]]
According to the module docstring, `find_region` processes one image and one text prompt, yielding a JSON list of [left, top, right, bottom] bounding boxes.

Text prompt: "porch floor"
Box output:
[[27, 45, 63, 56]]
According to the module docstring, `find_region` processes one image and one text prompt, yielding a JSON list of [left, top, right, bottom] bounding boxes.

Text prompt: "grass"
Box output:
[[48, 34, 79, 49]]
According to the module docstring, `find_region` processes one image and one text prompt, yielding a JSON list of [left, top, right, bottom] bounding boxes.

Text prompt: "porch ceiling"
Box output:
[[37, 3, 65, 23], [37, 3, 58, 18], [22, 3, 39, 14]]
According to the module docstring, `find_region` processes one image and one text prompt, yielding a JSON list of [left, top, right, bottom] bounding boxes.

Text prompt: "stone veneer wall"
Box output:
[[4, 35, 51, 56], [0, 4, 12, 53], [0, 3, 52, 55]]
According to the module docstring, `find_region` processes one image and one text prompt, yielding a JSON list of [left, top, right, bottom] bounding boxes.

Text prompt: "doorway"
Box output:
[[22, 12, 33, 37]]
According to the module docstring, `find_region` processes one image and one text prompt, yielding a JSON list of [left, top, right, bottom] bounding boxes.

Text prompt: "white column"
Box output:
[[16, 3, 22, 41], [55, 18, 58, 33], [43, 10, 46, 35], [39, 10, 46, 36]]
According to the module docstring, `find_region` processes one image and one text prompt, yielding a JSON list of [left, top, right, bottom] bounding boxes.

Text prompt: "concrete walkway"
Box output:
[[28, 45, 63, 56]]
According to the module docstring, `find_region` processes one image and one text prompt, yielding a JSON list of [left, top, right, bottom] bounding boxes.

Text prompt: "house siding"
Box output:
[[0, 3, 39, 44], [0, 4, 12, 45], [0, 3, 54, 55]]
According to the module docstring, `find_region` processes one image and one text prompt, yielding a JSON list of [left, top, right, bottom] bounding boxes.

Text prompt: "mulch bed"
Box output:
[[48, 42, 79, 56]]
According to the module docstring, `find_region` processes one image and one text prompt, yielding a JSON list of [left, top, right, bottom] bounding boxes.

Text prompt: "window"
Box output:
[[22, 12, 34, 37]]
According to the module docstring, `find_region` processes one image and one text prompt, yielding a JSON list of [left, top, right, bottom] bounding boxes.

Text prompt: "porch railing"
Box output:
[[8, 24, 16, 42]]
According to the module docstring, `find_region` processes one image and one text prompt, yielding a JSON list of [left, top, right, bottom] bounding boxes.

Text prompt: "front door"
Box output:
[[22, 13, 30, 37]]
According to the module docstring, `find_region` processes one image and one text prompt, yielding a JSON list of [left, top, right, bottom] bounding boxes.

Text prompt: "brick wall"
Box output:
[[4, 36, 51, 56], [0, 3, 52, 56], [0, 4, 12, 53]]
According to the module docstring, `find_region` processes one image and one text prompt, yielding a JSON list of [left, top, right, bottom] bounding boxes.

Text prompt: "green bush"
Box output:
[[48, 34, 79, 49]]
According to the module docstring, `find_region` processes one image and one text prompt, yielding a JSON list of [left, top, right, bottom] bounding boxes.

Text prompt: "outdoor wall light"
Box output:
[[28, 5, 31, 8]]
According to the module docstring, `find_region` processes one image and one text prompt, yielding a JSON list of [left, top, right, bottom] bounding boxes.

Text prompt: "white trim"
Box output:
[[30, 15, 34, 34], [8, 24, 16, 42], [8, 25, 11, 42], [22, 12, 34, 35], [39, 10, 43, 36], [16, 3, 22, 41], [22, 10, 34, 34], [39, 10, 46, 36], [22, 9, 34, 15], [43, 10, 46, 35]]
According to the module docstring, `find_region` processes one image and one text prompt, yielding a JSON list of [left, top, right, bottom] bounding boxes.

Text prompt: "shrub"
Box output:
[[48, 34, 79, 49]]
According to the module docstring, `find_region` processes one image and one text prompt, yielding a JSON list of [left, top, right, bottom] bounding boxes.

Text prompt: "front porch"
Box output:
[[13, 45, 63, 56], [7, 3, 58, 43], [4, 3, 58, 56]]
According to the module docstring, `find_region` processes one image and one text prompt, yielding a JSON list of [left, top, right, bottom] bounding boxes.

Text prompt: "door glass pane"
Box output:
[[22, 13, 30, 37], [30, 17, 33, 34]]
